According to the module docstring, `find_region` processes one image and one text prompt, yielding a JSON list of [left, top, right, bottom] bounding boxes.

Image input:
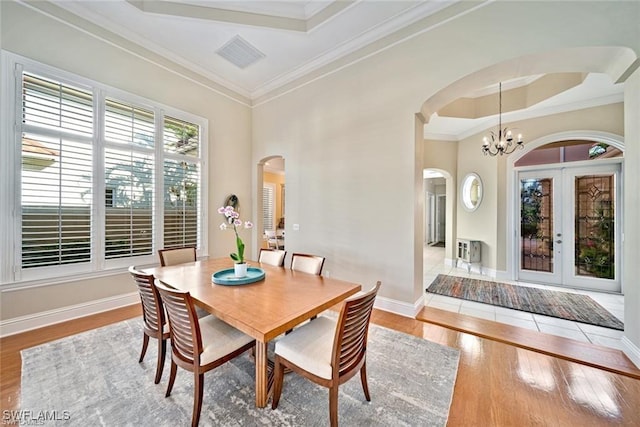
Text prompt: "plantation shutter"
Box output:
[[20, 73, 93, 268], [104, 98, 155, 258], [263, 186, 274, 231], [163, 116, 200, 248]]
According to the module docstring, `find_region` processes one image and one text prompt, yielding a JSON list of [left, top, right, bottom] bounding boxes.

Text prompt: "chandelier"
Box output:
[[481, 82, 524, 156]]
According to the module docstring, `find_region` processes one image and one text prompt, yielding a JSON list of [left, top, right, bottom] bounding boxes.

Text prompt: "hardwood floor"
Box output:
[[2, 305, 640, 426]]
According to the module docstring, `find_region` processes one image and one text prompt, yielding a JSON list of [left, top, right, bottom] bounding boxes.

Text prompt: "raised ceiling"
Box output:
[[47, 0, 624, 141], [53, 0, 456, 100]]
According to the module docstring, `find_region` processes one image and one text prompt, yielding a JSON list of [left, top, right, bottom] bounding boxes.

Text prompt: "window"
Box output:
[[1, 53, 208, 285], [163, 116, 201, 248], [262, 184, 275, 232], [104, 98, 155, 259], [21, 73, 94, 270]]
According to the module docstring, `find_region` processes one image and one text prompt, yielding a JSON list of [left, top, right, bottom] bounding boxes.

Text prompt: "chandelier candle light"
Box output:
[[481, 82, 524, 156], [218, 205, 253, 277]]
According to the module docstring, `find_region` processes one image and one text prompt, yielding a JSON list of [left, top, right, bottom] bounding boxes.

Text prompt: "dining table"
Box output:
[[143, 257, 361, 408]]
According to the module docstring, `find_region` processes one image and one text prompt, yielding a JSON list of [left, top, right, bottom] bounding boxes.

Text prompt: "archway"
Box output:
[[423, 168, 454, 285]]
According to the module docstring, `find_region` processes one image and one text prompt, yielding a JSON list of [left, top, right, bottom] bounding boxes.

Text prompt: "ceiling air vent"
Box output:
[[216, 36, 265, 69]]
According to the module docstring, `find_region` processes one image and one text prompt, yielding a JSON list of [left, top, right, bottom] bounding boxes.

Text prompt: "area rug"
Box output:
[[427, 274, 623, 330], [21, 318, 460, 426]]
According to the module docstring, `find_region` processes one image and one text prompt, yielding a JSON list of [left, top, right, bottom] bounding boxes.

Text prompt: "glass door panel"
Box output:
[[564, 164, 620, 292], [521, 178, 554, 273], [518, 170, 562, 285], [574, 174, 615, 279]]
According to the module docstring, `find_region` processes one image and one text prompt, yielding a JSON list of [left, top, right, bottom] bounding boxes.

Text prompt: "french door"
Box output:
[[517, 163, 621, 293]]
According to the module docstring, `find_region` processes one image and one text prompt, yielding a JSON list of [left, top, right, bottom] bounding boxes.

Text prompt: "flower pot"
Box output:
[[234, 262, 248, 277]]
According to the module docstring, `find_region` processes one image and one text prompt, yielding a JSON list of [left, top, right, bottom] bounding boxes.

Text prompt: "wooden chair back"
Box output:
[[158, 246, 197, 267], [291, 253, 325, 275], [332, 281, 381, 379], [258, 248, 287, 267], [129, 266, 165, 335], [155, 280, 202, 367]]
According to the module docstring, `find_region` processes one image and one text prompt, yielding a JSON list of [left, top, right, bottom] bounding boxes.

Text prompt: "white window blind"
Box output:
[[4, 55, 208, 285], [21, 73, 93, 268], [163, 116, 201, 249], [263, 185, 274, 231], [104, 99, 155, 259]]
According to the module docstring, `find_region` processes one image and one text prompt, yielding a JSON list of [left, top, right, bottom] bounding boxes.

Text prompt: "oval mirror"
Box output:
[[461, 173, 483, 212]]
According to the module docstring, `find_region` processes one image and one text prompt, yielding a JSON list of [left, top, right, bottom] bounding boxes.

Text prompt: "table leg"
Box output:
[[255, 340, 270, 407]]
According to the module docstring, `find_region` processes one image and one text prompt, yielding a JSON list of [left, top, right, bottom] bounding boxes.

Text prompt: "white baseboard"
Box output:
[[621, 336, 640, 369], [375, 294, 425, 318], [0, 292, 139, 337]]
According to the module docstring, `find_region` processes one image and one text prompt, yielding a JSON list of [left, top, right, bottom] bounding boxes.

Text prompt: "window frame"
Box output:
[[0, 51, 209, 288]]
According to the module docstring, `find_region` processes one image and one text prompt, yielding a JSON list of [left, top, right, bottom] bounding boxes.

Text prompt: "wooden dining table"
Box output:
[[143, 257, 361, 408]]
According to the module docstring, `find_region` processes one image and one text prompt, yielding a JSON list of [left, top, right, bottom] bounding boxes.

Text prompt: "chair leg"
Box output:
[[192, 373, 204, 427], [329, 385, 339, 427], [139, 333, 150, 363], [360, 362, 371, 401], [154, 337, 167, 384], [166, 360, 177, 397], [271, 358, 285, 409]]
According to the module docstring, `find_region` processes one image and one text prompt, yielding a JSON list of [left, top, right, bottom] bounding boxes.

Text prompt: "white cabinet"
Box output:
[[456, 239, 481, 272]]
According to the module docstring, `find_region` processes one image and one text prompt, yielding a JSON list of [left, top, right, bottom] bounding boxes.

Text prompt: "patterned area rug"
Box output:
[[21, 318, 459, 426], [427, 274, 623, 330]]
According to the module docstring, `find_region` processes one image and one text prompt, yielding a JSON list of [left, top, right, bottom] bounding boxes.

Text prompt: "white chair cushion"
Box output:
[[275, 316, 336, 380], [198, 315, 254, 366]]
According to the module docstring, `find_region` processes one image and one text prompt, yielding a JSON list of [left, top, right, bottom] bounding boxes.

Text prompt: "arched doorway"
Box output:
[[423, 168, 455, 283], [257, 156, 285, 255]]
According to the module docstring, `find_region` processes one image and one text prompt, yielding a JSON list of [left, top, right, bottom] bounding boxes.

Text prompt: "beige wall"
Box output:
[[623, 69, 640, 348], [0, 1, 252, 319]]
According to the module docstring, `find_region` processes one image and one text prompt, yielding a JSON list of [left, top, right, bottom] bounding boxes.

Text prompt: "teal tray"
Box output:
[[212, 267, 265, 285]]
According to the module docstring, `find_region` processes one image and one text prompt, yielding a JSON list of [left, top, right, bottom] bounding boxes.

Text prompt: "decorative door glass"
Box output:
[[520, 178, 554, 273], [574, 175, 615, 279]]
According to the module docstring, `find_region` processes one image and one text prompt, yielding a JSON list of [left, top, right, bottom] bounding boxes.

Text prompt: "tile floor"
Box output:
[[423, 244, 626, 351]]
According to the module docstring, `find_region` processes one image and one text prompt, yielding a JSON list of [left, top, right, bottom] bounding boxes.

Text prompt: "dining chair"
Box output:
[[290, 253, 325, 275], [289, 253, 326, 326], [271, 281, 381, 427], [264, 230, 284, 250], [128, 266, 169, 384], [154, 280, 256, 427], [158, 246, 197, 267], [258, 248, 287, 267]]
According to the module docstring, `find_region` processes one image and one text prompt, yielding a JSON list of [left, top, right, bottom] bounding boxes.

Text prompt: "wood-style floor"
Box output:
[[2, 305, 640, 426]]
